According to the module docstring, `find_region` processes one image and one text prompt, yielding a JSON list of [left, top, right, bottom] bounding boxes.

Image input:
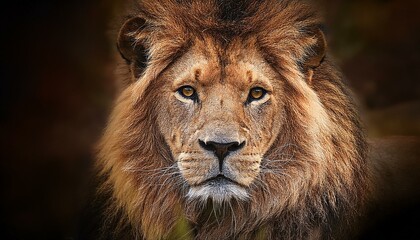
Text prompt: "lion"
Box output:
[[82, 0, 420, 239]]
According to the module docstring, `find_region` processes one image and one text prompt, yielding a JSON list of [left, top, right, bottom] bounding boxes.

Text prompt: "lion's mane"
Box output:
[[94, 0, 368, 239]]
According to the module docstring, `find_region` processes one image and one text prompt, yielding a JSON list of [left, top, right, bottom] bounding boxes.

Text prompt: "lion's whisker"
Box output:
[[228, 201, 237, 234], [123, 163, 178, 173], [263, 156, 319, 166], [260, 167, 293, 179], [252, 176, 272, 197], [212, 200, 221, 226]]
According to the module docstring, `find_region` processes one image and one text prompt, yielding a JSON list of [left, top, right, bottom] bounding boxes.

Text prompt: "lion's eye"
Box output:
[[178, 86, 197, 100], [248, 87, 267, 102]]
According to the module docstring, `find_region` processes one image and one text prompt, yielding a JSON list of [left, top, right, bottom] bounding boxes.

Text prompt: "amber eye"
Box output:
[[178, 86, 197, 100], [248, 87, 267, 101]]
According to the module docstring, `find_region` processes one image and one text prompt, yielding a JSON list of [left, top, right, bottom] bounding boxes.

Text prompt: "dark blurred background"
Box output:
[[0, 0, 419, 239]]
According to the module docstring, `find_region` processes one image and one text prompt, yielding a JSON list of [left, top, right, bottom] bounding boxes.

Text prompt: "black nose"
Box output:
[[199, 140, 245, 171]]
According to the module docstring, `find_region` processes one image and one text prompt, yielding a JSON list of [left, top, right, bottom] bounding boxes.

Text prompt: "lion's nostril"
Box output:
[[227, 141, 245, 152], [198, 140, 216, 152], [198, 140, 245, 171]]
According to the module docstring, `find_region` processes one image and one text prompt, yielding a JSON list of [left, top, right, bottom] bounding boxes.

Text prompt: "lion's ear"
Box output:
[[306, 28, 327, 69], [117, 17, 149, 79], [304, 28, 327, 83]]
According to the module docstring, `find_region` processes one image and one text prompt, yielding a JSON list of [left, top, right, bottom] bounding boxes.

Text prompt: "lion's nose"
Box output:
[[199, 140, 245, 171]]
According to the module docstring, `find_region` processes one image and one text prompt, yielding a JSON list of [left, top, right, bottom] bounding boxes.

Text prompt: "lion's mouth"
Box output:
[[199, 174, 239, 186], [187, 174, 249, 203]]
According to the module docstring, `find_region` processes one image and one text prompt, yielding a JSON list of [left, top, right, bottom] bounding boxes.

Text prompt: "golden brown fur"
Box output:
[[95, 0, 369, 239]]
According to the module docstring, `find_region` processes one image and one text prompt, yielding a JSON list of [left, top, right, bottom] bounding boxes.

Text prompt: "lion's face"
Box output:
[[155, 41, 283, 203]]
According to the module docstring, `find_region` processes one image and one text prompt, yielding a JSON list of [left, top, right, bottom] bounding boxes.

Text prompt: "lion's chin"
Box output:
[[187, 176, 249, 204]]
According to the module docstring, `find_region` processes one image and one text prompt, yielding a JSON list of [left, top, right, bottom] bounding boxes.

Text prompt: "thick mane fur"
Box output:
[[119, 0, 323, 82], [95, 0, 369, 239]]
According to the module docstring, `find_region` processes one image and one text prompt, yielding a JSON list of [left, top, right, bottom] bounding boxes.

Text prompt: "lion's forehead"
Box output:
[[167, 42, 276, 92]]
